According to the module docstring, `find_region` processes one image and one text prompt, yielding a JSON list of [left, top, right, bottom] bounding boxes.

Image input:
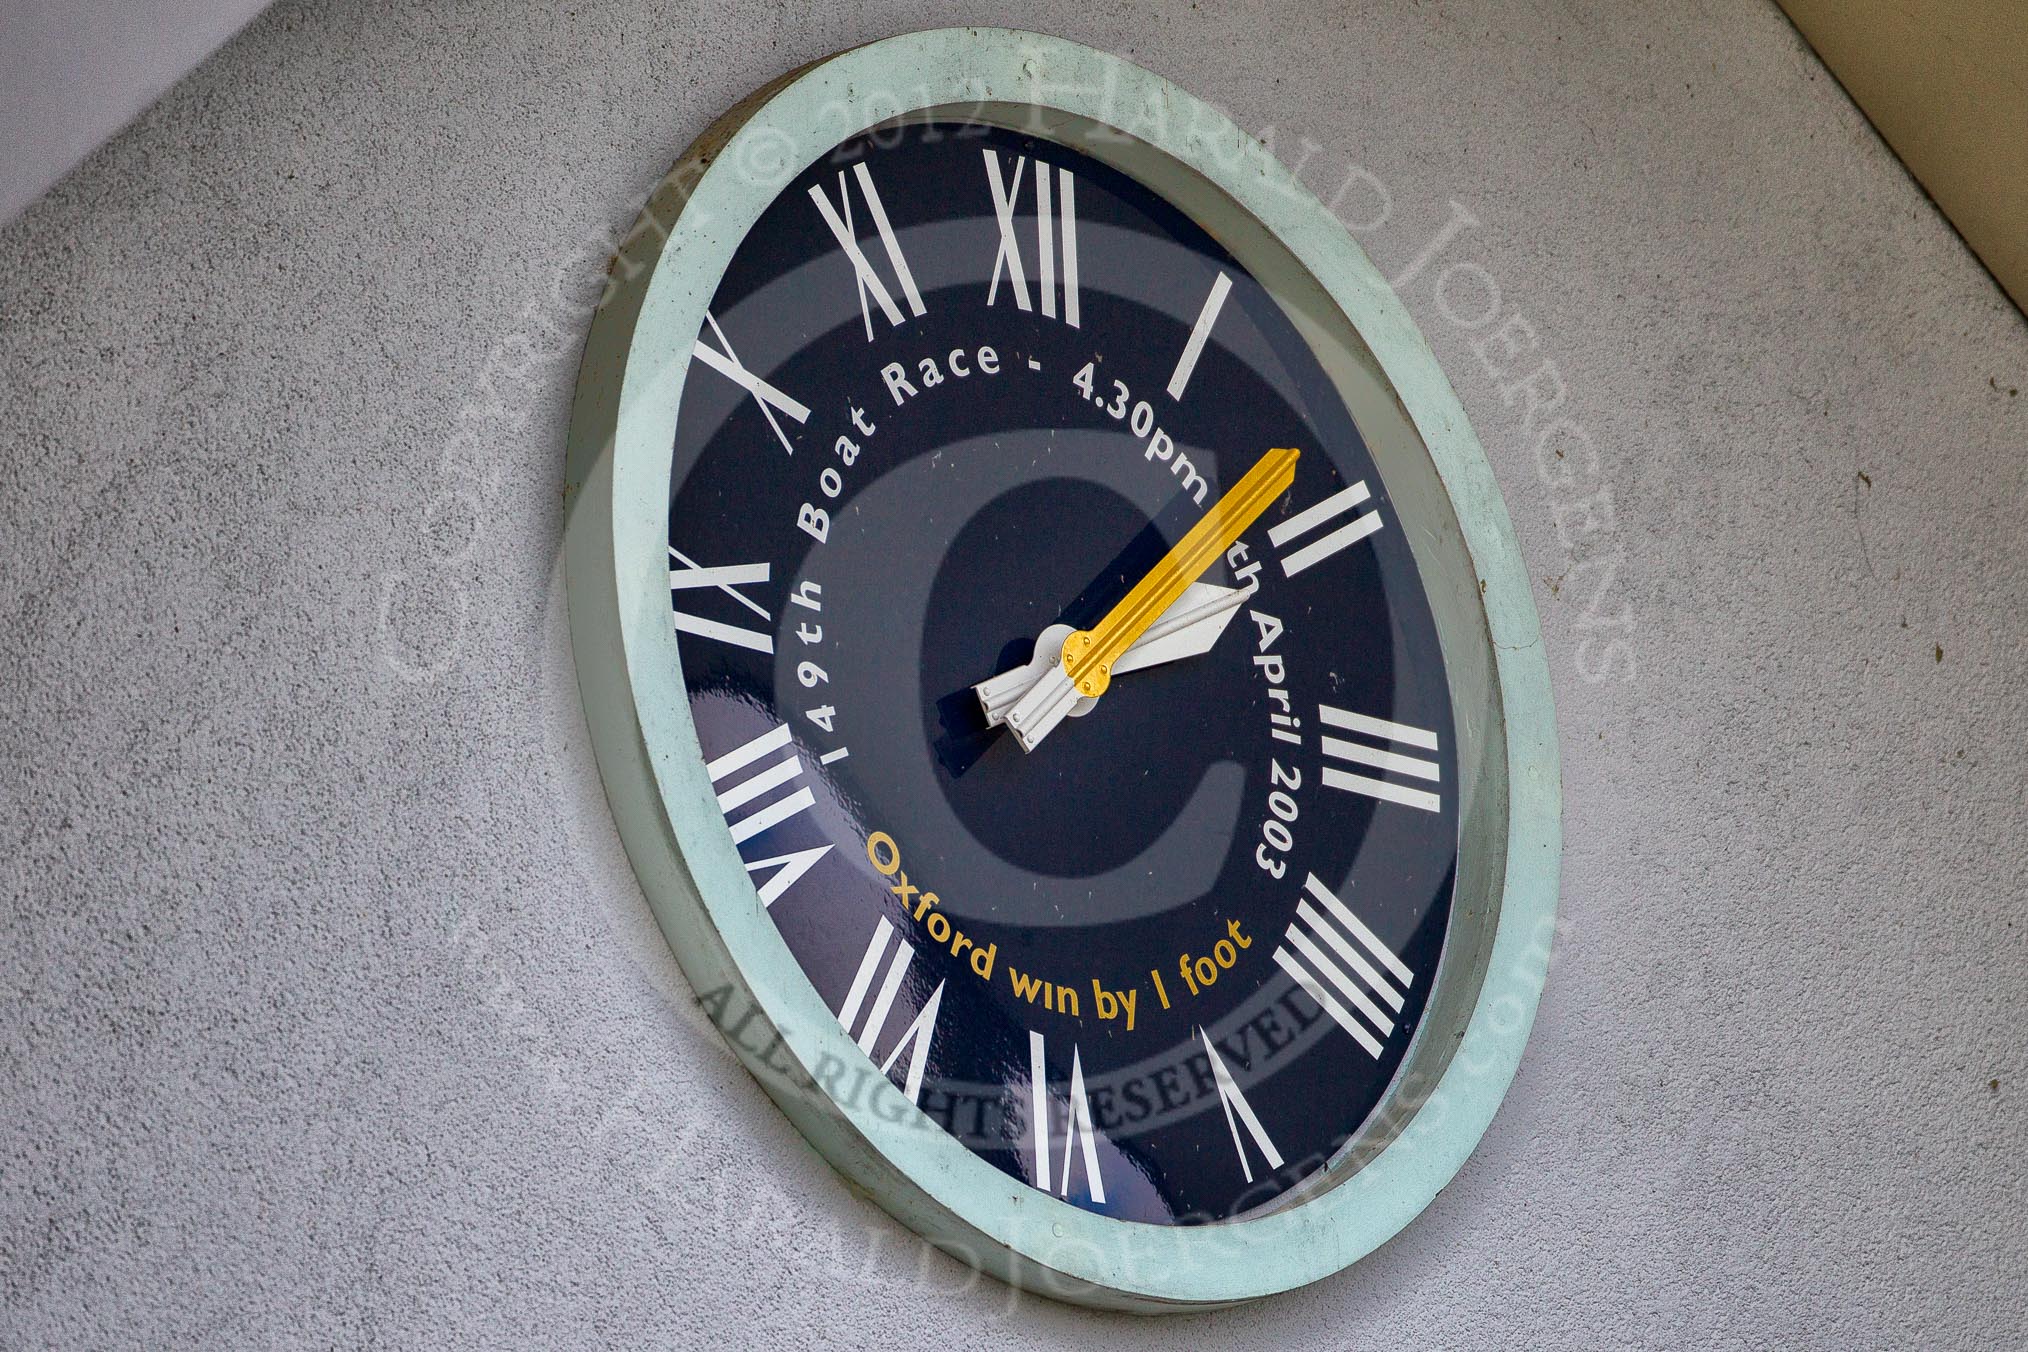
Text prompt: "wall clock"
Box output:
[[565, 28, 1559, 1310]]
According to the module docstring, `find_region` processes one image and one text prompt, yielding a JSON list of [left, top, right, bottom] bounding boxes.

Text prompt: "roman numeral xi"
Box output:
[[809, 162, 926, 341]]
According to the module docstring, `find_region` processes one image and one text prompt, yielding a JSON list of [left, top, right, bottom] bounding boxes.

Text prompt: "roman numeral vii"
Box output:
[[838, 917, 945, 1105]]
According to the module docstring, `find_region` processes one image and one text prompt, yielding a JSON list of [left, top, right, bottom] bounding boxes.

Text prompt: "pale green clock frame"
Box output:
[[565, 27, 1561, 1311]]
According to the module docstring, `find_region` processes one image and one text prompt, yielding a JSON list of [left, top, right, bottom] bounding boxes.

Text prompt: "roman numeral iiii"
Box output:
[[1272, 873, 1415, 1060]]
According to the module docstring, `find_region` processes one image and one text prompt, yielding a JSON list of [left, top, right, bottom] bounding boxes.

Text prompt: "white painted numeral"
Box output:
[[1317, 704, 1441, 813], [669, 547, 773, 654], [982, 150, 1079, 327], [838, 917, 946, 1104], [705, 723, 832, 905], [691, 311, 810, 456], [1028, 1031, 1106, 1203], [1272, 873, 1415, 1060], [808, 162, 927, 340], [1199, 1028, 1283, 1184], [1166, 271, 1232, 400], [1268, 481, 1383, 577]]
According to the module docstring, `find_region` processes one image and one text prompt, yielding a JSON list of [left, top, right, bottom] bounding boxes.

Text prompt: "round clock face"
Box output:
[[663, 117, 1468, 1225]]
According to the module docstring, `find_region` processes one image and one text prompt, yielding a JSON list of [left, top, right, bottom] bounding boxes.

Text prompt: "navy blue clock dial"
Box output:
[[665, 120, 1459, 1224]]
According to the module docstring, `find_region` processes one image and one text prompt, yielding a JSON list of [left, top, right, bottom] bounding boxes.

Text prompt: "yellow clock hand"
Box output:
[[1061, 446, 1300, 700]]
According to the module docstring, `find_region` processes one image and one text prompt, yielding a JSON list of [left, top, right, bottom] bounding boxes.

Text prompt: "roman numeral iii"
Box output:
[[982, 150, 1079, 326], [668, 547, 774, 654], [808, 162, 926, 341], [1027, 1031, 1106, 1204], [704, 722, 832, 906], [1268, 480, 1383, 577], [838, 917, 946, 1105], [1317, 704, 1442, 813], [1272, 873, 1415, 1059]]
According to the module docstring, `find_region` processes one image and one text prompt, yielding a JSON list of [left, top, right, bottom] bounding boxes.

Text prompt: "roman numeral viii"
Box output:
[[1317, 704, 1442, 814], [982, 150, 1079, 326], [1272, 873, 1415, 1060], [808, 163, 926, 341], [838, 917, 946, 1105], [704, 722, 832, 906]]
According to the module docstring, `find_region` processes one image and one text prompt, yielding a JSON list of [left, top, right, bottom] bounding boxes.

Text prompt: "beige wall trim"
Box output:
[[1777, 0, 2028, 315]]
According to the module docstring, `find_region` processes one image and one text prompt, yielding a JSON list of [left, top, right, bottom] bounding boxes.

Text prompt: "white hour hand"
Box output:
[[975, 582, 1248, 731]]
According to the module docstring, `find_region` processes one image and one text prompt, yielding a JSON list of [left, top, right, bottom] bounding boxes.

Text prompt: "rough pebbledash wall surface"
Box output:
[[1, 1, 2023, 1347]]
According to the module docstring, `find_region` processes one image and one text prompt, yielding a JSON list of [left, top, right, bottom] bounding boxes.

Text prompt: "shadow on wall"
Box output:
[[0, 0, 277, 226]]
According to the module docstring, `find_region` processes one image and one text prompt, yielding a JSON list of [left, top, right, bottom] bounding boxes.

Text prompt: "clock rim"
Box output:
[[563, 26, 1561, 1311]]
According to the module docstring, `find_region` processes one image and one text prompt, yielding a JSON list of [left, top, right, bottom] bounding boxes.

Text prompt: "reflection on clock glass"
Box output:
[[666, 119, 1460, 1224]]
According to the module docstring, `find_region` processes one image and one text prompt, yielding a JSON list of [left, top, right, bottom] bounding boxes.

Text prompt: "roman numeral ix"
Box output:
[[668, 547, 773, 654]]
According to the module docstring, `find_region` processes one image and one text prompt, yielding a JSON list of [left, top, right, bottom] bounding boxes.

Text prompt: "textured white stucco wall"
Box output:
[[2, 1, 2024, 1347]]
